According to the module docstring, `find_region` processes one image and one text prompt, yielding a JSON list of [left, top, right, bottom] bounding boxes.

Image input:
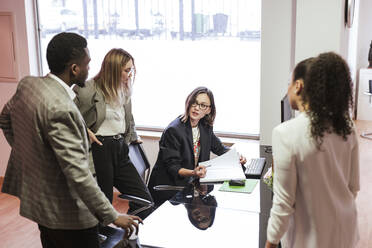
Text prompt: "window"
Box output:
[[37, 0, 261, 136]]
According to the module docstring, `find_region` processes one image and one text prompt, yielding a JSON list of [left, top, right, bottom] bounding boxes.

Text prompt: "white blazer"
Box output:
[[267, 112, 360, 248]]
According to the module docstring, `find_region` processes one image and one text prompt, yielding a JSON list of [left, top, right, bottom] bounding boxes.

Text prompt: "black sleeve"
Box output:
[[159, 127, 185, 179], [210, 129, 229, 156]]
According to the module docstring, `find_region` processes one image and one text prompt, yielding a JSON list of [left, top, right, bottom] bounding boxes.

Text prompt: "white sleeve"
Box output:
[[267, 127, 297, 244]]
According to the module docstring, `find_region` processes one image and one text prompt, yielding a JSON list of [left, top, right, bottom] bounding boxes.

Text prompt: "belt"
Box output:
[[96, 134, 124, 141]]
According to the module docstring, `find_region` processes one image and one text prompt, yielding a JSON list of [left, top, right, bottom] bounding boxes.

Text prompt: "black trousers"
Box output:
[[38, 224, 99, 248], [92, 136, 153, 219]]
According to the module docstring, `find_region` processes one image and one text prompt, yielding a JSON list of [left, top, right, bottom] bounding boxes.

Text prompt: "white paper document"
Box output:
[[199, 148, 246, 183]]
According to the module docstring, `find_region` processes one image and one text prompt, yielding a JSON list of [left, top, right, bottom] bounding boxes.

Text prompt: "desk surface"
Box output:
[[138, 182, 261, 248], [211, 180, 260, 213]]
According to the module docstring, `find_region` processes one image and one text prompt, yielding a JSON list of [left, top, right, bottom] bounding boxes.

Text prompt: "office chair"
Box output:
[[118, 143, 154, 216], [100, 144, 152, 248], [151, 176, 199, 193], [128, 143, 151, 185], [153, 185, 186, 191]]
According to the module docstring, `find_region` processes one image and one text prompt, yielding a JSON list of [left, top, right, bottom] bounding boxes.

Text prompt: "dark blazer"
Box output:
[[73, 79, 138, 144], [148, 117, 228, 204]]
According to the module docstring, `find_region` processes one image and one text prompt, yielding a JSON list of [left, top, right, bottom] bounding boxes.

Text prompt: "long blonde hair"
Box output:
[[94, 48, 136, 105]]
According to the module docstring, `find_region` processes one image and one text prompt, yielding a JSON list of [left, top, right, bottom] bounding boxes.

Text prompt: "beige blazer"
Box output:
[[74, 79, 138, 144], [267, 112, 359, 248], [0, 76, 118, 229]]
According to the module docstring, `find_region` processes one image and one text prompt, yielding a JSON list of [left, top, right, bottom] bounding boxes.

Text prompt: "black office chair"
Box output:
[[100, 143, 152, 248], [118, 143, 154, 216], [128, 142, 151, 185]]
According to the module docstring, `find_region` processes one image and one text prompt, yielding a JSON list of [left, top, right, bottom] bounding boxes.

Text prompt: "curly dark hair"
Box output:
[[46, 32, 87, 74], [299, 52, 354, 148]]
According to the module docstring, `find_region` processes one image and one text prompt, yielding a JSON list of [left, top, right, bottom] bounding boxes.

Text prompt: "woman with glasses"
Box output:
[[265, 52, 359, 248], [171, 183, 217, 230], [148, 87, 246, 207], [74, 48, 153, 221]]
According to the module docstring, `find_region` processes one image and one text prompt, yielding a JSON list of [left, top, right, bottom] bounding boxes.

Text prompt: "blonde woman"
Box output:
[[74, 48, 153, 221]]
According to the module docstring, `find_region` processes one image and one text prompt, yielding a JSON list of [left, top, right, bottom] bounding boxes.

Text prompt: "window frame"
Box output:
[[34, 0, 260, 140]]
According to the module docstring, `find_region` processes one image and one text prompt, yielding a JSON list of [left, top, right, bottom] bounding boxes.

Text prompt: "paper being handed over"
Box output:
[[199, 148, 246, 183]]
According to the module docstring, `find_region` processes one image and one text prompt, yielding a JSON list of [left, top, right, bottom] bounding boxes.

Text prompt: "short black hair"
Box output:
[[46, 32, 87, 74]]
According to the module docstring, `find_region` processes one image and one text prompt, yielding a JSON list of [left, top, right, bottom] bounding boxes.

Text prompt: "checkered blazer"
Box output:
[[0, 76, 118, 229]]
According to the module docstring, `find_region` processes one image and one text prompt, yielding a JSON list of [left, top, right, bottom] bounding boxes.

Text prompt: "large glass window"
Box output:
[[37, 0, 261, 136]]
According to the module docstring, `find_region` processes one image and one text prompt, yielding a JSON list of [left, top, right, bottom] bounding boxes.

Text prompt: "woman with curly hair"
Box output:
[[266, 52, 360, 248]]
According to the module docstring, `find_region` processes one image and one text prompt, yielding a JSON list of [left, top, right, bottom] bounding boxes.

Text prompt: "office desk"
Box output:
[[138, 182, 262, 248], [211, 180, 260, 213]]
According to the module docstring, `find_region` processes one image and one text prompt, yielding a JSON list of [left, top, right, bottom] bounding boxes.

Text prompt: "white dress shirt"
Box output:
[[95, 103, 126, 136], [267, 112, 360, 248], [48, 73, 76, 100]]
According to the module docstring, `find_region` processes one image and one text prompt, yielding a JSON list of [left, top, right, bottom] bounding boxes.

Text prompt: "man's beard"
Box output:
[[71, 72, 87, 88], [75, 80, 85, 88]]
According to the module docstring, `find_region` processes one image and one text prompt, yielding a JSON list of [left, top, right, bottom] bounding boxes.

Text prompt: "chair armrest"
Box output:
[[152, 185, 185, 191], [118, 194, 153, 206]]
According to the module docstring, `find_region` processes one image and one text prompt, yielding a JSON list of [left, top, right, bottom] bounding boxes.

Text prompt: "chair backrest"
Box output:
[[128, 143, 151, 185]]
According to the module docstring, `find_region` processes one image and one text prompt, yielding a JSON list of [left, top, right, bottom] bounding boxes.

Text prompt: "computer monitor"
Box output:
[[281, 94, 293, 123]]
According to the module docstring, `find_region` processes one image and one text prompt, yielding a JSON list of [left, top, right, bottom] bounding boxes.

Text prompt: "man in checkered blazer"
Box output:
[[0, 32, 141, 248]]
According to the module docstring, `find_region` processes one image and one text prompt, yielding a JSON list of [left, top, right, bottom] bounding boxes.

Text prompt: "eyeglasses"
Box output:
[[123, 67, 135, 77], [191, 102, 210, 110]]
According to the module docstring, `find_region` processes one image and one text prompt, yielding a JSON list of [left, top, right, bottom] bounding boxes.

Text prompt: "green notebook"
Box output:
[[219, 179, 259, 194]]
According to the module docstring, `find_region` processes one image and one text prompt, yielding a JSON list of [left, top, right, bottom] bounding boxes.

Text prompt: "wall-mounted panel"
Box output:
[[0, 12, 18, 82]]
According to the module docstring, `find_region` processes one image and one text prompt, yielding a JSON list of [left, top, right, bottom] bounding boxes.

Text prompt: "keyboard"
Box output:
[[245, 158, 266, 179]]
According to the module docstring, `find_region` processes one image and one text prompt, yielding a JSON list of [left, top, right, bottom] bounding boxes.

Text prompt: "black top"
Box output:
[[148, 117, 228, 206]]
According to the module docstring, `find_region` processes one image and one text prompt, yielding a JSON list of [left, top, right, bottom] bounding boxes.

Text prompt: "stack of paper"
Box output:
[[199, 148, 246, 183]]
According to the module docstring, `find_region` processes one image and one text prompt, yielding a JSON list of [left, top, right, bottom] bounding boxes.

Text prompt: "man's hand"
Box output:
[[265, 241, 278, 248], [131, 136, 143, 144], [113, 214, 143, 238], [87, 128, 102, 145]]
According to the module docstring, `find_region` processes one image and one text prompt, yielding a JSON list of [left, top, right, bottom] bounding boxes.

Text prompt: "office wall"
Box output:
[[355, 0, 372, 70], [295, 0, 348, 62], [260, 0, 296, 147], [355, 0, 372, 118], [260, 0, 350, 146], [0, 0, 36, 176]]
